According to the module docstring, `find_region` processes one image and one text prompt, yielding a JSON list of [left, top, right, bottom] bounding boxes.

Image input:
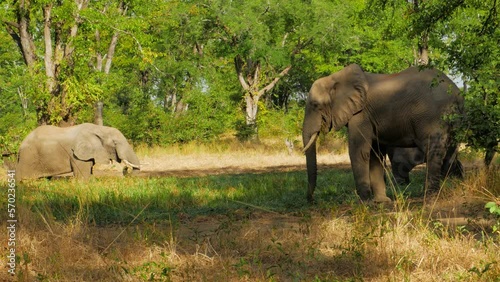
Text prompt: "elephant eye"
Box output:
[[310, 101, 319, 108]]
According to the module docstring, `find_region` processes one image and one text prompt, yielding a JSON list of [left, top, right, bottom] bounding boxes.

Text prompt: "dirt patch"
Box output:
[[137, 163, 352, 178], [137, 152, 351, 178]]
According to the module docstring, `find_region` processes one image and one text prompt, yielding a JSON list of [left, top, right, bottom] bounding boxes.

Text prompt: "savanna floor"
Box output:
[[0, 143, 499, 281]]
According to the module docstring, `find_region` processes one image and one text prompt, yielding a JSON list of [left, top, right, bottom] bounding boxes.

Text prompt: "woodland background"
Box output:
[[0, 0, 498, 155]]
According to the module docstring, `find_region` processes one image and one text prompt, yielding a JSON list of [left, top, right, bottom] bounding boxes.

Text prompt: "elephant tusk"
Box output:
[[123, 159, 140, 169], [302, 132, 318, 153]]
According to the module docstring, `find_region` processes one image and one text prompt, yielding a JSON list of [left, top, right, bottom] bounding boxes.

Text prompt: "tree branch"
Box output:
[[64, 0, 89, 59], [3, 22, 23, 54], [253, 62, 260, 88], [95, 29, 103, 71], [480, 0, 497, 35], [104, 32, 119, 74], [104, 1, 126, 74], [235, 55, 250, 91], [258, 65, 292, 97]]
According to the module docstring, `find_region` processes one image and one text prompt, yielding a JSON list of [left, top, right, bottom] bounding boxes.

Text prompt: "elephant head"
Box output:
[[72, 124, 141, 169], [302, 64, 368, 202]]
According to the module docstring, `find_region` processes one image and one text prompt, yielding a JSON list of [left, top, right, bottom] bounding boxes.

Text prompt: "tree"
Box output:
[[441, 0, 499, 165], [3, 0, 96, 125], [204, 0, 372, 139]]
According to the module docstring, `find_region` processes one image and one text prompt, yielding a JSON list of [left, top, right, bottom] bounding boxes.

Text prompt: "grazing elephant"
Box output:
[[16, 123, 140, 180], [387, 146, 463, 185], [302, 64, 463, 203]]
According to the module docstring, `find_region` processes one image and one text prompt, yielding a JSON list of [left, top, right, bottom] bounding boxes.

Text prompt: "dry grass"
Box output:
[[136, 138, 350, 178], [1, 146, 499, 281]]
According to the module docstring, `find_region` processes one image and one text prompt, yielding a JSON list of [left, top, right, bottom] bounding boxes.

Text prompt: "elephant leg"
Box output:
[[391, 161, 412, 185], [423, 134, 447, 192], [71, 158, 93, 178], [370, 146, 391, 202], [484, 142, 497, 167], [349, 140, 373, 201], [450, 160, 464, 178], [441, 145, 463, 179]]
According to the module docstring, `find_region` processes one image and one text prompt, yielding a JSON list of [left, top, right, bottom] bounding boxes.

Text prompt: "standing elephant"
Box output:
[[302, 64, 463, 203], [16, 123, 140, 180], [387, 146, 463, 185]]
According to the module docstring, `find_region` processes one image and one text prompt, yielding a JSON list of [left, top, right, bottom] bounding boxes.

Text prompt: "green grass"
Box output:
[[7, 166, 462, 232], [12, 166, 439, 226], [2, 163, 498, 281], [16, 169, 352, 225]]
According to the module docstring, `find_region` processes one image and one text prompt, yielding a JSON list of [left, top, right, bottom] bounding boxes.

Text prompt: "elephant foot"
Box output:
[[356, 189, 371, 202], [426, 179, 442, 194], [373, 195, 392, 203]]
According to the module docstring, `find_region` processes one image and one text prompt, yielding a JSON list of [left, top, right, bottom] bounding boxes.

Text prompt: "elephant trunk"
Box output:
[[116, 143, 141, 170], [305, 142, 317, 203], [302, 109, 322, 203]]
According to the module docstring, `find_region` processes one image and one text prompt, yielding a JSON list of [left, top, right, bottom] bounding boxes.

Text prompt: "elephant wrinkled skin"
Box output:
[[16, 123, 140, 180], [302, 64, 464, 203]]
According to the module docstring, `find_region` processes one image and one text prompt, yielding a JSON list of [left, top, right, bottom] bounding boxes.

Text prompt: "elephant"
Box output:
[[302, 64, 464, 203], [387, 146, 463, 185], [16, 123, 140, 180]]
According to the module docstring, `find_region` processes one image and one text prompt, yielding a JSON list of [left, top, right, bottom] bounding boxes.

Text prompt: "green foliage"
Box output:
[[485, 202, 500, 216], [0, 0, 497, 149], [258, 102, 303, 140], [485, 200, 500, 236]]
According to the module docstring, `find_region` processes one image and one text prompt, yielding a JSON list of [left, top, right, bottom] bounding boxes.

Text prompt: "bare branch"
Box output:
[[95, 29, 103, 71], [281, 32, 289, 47], [104, 33, 119, 74], [257, 65, 292, 97], [235, 56, 250, 90], [253, 62, 260, 88], [103, 1, 127, 74], [64, 0, 89, 59]]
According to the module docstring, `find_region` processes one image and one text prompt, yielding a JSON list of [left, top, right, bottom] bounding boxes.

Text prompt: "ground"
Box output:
[[136, 149, 351, 177], [90, 150, 497, 237], [1, 148, 498, 281]]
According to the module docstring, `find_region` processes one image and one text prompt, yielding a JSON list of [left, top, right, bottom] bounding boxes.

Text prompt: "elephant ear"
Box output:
[[331, 64, 368, 131], [73, 132, 109, 163], [73, 140, 95, 161]]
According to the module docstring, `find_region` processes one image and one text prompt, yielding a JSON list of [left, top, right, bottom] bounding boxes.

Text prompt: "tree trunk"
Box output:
[[414, 0, 429, 66], [245, 93, 259, 137], [235, 55, 292, 139], [418, 31, 429, 65], [91, 1, 125, 127]]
